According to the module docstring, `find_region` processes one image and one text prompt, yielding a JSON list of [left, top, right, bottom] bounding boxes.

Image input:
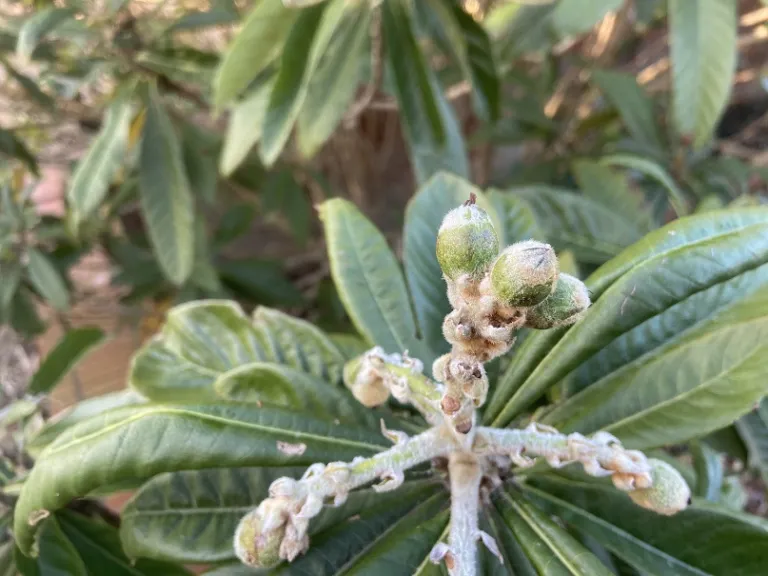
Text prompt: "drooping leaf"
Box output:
[[297, 4, 370, 158], [735, 400, 768, 484], [213, 0, 298, 107], [403, 173, 500, 363], [493, 488, 612, 575], [26, 389, 145, 456], [2, 60, 55, 109], [139, 83, 195, 285], [690, 441, 723, 503], [572, 159, 650, 228], [510, 186, 641, 264], [15, 516, 87, 576], [601, 154, 688, 216], [260, 1, 353, 165], [261, 169, 311, 246], [26, 248, 70, 310], [528, 476, 768, 575], [16, 8, 76, 61], [382, 0, 468, 184], [552, 0, 623, 38], [591, 69, 664, 153], [13, 403, 386, 554], [485, 208, 768, 426], [67, 96, 133, 226], [486, 188, 544, 246], [0, 128, 38, 175], [219, 76, 274, 177], [28, 327, 105, 395], [217, 259, 304, 307], [181, 122, 219, 206], [166, 0, 239, 33], [319, 199, 426, 358], [669, 0, 737, 148], [57, 511, 190, 575]]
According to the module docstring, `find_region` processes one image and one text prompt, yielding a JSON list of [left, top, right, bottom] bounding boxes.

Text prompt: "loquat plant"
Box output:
[[10, 174, 768, 575]]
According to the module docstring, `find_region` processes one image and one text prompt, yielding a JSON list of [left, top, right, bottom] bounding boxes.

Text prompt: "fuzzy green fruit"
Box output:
[[490, 241, 558, 307], [436, 202, 499, 280], [525, 273, 590, 329], [628, 459, 691, 516], [234, 507, 285, 568]]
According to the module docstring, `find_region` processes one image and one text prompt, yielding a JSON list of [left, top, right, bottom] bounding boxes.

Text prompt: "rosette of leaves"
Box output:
[[8, 173, 768, 574]]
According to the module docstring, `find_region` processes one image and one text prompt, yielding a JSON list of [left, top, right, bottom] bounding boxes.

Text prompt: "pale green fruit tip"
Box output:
[[234, 508, 284, 568], [343, 356, 389, 407], [628, 459, 691, 516], [525, 273, 590, 329], [436, 200, 499, 280], [490, 241, 558, 307]]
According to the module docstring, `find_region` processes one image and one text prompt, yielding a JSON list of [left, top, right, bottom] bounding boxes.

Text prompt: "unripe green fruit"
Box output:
[[525, 273, 590, 329], [234, 508, 284, 568], [628, 459, 691, 516], [490, 241, 558, 307], [436, 203, 499, 280]]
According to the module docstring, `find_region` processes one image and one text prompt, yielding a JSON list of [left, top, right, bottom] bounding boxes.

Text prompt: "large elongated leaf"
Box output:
[[403, 174, 499, 362], [26, 248, 69, 310], [552, 0, 623, 37], [735, 400, 768, 484], [13, 404, 386, 554], [319, 199, 425, 357], [276, 488, 448, 576], [28, 328, 105, 395], [15, 516, 87, 576], [58, 511, 190, 575], [483, 509, 537, 576], [260, 1, 353, 165], [139, 83, 195, 285], [486, 208, 768, 427], [213, 0, 298, 107], [591, 70, 663, 153], [297, 5, 370, 158], [68, 97, 133, 226], [382, 0, 468, 184], [16, 8, 76, 60], [691, 441, 723, 502], [510, 186, 641, 264], [601, 154, 688, 216], [493, 488, 612, 575], [669, 0, 737, 148], [528, 476, 768, 575], [572, 160, 650, 228]]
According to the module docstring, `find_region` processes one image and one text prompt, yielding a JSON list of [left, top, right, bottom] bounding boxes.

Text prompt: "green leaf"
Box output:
[[181, 122, 219, 206], [120, 467, 302, 564], [28, 327, 105, 395], [261, 1, 353, 165], [382, 0, 468, 184], [486, 208, 768, 426], [67, 97, 133, 226], [528, 475, 768, 575], [296, 5, 370, 158], [15, 516, 87, 576], [601, 153, 689, 216], [139, 82, 195, 285], [2, 60, 55, 109], [552, 0, 623, 37], [261, 169, 311, 245], [424, 0, 499, 122], [403, 173, 499, 363], [486, 188, 543, 245], [57, 511, 190, 575], [214, 204, 256, 245], [0, 128, 38, 175], [572, 159, 650, 228], [0, 399, 39, 427], [167, 1, 239, 33], [669, 0, 737, 148], [217, 259, 304, 307], [691, 441, 724, 502], [219, 76, 274, 177], [735, 400, 768, 484], [493, 488, 612, 575], [511, 186, 642, 264], [9, 288, 46, 336], [0, 540, 14, 576], [483, 508, 537, 576], [591, 69, 664, 153], [13, 403, 386, 554], [275, 489, 448, 576], [16, 8, 76, 61], [319, 198, 425, 357], [0, 261, 21, 322], [26, 248, 69, 310], [213, 0, 298, 107], [26, 390, 145, 456]]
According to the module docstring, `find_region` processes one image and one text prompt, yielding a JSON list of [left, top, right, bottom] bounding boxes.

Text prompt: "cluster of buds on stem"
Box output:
[[435, 194, 589, 434]]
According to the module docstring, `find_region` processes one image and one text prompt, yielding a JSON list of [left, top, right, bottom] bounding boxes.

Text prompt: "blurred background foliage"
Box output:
[[1, 0, 768, 533]]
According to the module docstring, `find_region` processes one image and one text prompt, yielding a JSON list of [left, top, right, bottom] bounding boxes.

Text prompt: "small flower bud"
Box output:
[[436, 201, 499, 280], [525, 273, 590, 329], [234, 506, 285, 568], [490, 241, 558, 307], [628, 459, 691, 516], [343, 356, 390, 407]]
